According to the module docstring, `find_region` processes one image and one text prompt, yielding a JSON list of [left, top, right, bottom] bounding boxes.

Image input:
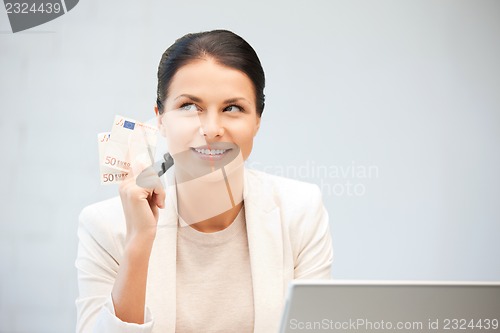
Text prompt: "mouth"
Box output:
[[190, 143, 236, 161], [193, 148, 230, 156]]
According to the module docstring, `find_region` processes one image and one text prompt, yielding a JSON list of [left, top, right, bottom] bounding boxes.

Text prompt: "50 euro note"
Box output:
[[98, 115, 159, 184], [98, 132, 129, 184]]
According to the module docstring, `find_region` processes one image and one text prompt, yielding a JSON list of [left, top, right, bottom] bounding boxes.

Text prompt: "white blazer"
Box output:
[[75, 168, 333, 333]]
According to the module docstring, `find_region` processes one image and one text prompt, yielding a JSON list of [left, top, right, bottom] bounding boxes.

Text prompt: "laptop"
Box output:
[[279, 280, 500, 333]]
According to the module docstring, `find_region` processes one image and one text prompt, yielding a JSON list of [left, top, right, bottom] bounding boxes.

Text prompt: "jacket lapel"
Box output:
[[244, 169, 285, 332], [146, 169, 178, 332]]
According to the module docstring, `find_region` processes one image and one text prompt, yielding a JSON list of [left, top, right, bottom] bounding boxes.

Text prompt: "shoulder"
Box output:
[[245, 168, 323, 205], [245, 168, 325, 221], [78, 196, 126, 258]]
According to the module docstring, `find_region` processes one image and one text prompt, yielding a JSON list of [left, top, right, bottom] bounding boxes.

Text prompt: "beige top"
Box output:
[[175, 207, 254, 333]]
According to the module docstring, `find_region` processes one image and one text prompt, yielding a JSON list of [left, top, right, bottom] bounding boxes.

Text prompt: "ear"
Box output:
[[155, 104, 166, 135], [253, 116, 261, 137]]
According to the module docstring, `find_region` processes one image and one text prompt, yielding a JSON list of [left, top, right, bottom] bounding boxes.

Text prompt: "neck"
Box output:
[[189, 201, 244, 233], [175, 164, 245, 233]]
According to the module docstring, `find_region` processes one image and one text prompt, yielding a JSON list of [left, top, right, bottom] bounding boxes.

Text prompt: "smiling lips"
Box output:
[[191, 144, 234, 161], [194, 148, 228, 156]]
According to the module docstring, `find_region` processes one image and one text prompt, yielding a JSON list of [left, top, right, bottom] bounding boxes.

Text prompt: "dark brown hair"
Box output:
[[156, 30, 265, 116]]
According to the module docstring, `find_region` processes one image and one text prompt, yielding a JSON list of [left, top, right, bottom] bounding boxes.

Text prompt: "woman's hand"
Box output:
[[112, 169, 165, 324], [119, 170, 165, 242]]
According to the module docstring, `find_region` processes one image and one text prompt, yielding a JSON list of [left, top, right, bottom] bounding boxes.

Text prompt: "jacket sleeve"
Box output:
[[75, 204, 154, 333], [293, 185, 334, 279]]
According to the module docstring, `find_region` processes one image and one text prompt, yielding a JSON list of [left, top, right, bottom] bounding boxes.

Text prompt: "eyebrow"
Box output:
[[174, 94, 250, 104], [175, 94, 202, 102]]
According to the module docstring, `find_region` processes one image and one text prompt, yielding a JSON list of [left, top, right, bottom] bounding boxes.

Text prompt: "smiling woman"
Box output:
[[75, 30, 333, 333]]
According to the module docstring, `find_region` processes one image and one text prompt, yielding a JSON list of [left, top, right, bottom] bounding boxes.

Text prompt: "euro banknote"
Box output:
[[98, 115, 158, 184], [97, 132, 129, 184]]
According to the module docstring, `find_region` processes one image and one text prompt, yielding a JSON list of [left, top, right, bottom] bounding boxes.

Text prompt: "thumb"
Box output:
[[153, 185, 166, 209]]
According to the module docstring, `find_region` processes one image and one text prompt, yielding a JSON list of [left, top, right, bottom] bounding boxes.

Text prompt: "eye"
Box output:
[[223, 105, 244, 113], [179, 103, 200, 112]]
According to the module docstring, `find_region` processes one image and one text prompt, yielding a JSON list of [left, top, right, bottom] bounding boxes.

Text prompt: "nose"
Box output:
[[200, 112, 224, 139]]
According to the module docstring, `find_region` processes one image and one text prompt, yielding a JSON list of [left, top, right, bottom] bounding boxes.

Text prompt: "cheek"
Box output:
[[162, 114, 201, 155], [230, 121, 257, 158]]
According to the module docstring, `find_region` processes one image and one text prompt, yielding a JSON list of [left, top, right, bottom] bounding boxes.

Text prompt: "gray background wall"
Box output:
[[1, 0, 499, 332]]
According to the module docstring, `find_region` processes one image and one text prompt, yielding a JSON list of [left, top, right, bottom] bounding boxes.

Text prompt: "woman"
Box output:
[[76, 29, 333, 333]]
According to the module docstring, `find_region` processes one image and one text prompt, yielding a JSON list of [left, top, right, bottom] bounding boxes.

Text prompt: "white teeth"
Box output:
[[194, 148, 227, 155]]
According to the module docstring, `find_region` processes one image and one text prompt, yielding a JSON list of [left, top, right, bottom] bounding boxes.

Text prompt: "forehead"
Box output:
[[168, 58, 255, 103]]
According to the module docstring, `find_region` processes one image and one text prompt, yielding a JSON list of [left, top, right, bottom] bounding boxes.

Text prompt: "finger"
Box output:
[[149, 193, 159, 220], [119, 172, 134, 197], [153, 185, 166, 209]]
